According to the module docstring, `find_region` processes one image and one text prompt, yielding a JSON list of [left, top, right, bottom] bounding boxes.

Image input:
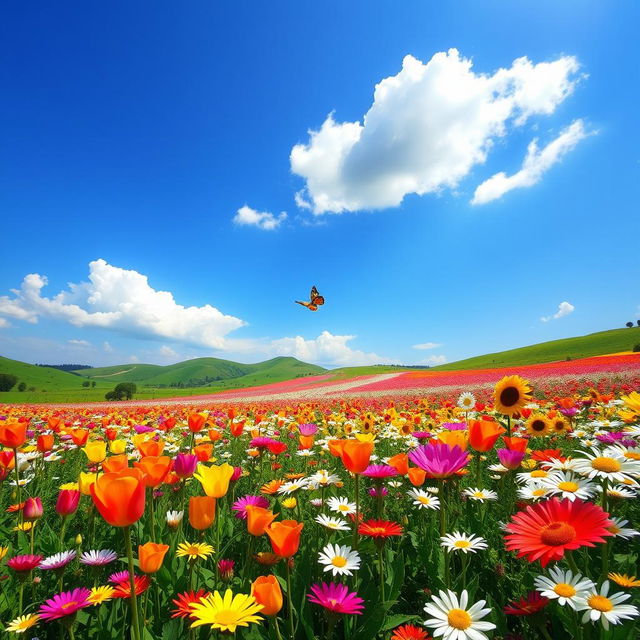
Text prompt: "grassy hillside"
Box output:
[[329, 364, 421, 379], [434, 327, 640, 371], [0, 355, 111, 393]]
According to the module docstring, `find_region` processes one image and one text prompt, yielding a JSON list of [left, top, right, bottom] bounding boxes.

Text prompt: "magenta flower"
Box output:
[[412, 431, 432, 440], [368, 486, 389, 498], [173, 453, 198, 479], [109, 570, 130, 584], [307, 582, 364, 615], [442, 422, 467, 431], [39, 550, 76, 571], [559, 407, 579, 418], [231, 466, 243, 482], [408, 444, 470, 478], [217, 559, 235, 581], [23, 497, 44, 521], [362, 464, 398, 479], [7, 554, 43, 573], [497, 448, 525, 470], [38, 587, 92, 621], [250, 436, 278, 449], [133, 424, 155, 434], [298, 423, 318, 436], [232, 495, 269, 519]]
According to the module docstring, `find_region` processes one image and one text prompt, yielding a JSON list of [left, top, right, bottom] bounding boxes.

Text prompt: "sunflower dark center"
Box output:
[[500, 386, 520, 407], [532, 420, 546, 431]]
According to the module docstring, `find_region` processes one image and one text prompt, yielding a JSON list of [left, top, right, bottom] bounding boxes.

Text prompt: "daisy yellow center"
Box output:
[[447, 608, 472, 630], [338, 505, 350, 512], [608, 524, 621, 534], [554, 583, 576, 598], [540, 522, 576, 546], [558, 481, 579, 492], [331, 555, 347, 568], [587, 595, 613, 612], [454, 540, 471, 548], [418, 496, 431, 504], [473, 492, 484, 498], [591, 457, 621, 473], [531, 470, 547, 478], [624, 451, 640, 460], [533, 489, 547, 496]]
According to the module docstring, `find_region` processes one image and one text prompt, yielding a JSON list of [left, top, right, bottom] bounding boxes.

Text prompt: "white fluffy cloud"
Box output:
[[291, 49, 582, 214], [472, 120, 590, 204], [233, 205, 287, 230], [413, 342, 441, 350], [541, 301, 575, 323], [0, 259, 246, 349], [67, 339, 90, 347], [266, 330, 397, 367], [421, 354, 448, 366]]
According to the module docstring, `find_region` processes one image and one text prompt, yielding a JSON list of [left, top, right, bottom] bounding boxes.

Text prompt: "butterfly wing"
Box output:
[[310, 286, 325, 306]]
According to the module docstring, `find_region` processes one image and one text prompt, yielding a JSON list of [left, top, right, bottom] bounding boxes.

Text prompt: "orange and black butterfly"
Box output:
[[295, 286, 325, 311]]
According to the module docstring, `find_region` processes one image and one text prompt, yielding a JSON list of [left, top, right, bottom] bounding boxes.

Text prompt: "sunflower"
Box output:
[[525, 414, 551, 437], [493, 376, 532, 416], [550, 416, 569, 434], [176, 542, 215, 561], [189, 589, 263, 632]]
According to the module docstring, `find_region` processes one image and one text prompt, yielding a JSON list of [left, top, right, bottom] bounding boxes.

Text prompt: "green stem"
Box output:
[[123, 526, 142, 640], [59, 516, 68, 552], [149, 488, 157, 541], [285, 561, 295, 640], [377, 544, 385, 604], [353, 474, 360, 550], [566, 552, 581, 576], [12, 448, 22, 514]]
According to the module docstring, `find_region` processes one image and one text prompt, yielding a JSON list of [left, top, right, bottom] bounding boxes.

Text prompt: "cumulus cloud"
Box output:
[[233, 205, 287, 230], [0, 259, 246, 349], [413, 342, 442, 350], [0, 317, 10, 328], [421, 354, 448, 366], [159, 345, 178, 359], [472, 120, 590, 204], [291, 49, 582, 214], [103, 341, 114, 353], [67, 339, 90, 347], [541, 301, 575, 322], [266, 330, 398, 367]]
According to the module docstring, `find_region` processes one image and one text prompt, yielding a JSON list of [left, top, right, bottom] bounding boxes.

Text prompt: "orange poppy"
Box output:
[[387, 453, 409, 476], [138, 440, 165, 457], [189, 496, 216, 530], [138, 542, 169, 573], [90, 468, 146, 527], [102, 454, 129, 474], [245, 505, 277, 536], [70, 429, 89, 446], [188, 413, 207, 433], [266, 520, 304, 557], [340, 440, 373, 474], [468, 419, 506, 452], [0, 421, 27, 449], [251, 575, 283, 615], [134, 456, 173, 487], [36, 434, 54, 453], [502, 436, 528, 453], [407, 467, 427, 487]]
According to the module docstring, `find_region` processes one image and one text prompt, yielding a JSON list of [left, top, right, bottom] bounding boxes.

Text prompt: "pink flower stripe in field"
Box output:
[[346, 353, 640, 393]]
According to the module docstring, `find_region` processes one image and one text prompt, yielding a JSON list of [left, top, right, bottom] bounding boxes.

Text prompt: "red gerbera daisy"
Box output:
[[391, 623, 432, 639], [171, 589, 209, 619], [531, 449, 565, 463], [504, 497, 613, 567], [112, 575, 151, 598], [358, 519, 403, 539], [503, 591, 549, 615]]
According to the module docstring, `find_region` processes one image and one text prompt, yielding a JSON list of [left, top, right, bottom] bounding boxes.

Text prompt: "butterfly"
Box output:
[[295, 286, 325, 311]]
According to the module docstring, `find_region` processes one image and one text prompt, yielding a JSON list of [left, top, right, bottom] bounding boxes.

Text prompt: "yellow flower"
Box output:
[[109, 439, 127, 454], [493, 375, 532, 416], [83, 441, 107, 463], [14, 522, 33, 532], [436, 430, 468, 450], [525, 414, 551, 437], [88, 585, 116, 604], [0, 546, 9, 561], [4, 614, 40, 634], [78, 472, 101, 496], [189, 589, 263, 632], [176, 542, 215, 561], [59, 482, 79, 491], [281, 497, 297, 509], [621, 391, 640, 414], [193, 463, 235, 498], [521, 459, 537, 470], [354, 433, 376, 443], [608, 573, 640, 588]]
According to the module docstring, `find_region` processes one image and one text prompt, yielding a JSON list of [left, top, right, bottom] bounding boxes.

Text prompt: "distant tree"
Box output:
[[91, 381, 96, 388], [633, 344, 640, 353], [626, 322, 634, 328], [637, 320, 640, 327], [82, 381, 90, 388], [0, 374, 18, 392], [28, 386, 36, 392], [113, 382, 137, 400], [105, 390, 118, 401], [17, 382, 27, 392]]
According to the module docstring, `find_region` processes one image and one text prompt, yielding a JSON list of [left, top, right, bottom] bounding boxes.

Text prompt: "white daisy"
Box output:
[[317, 543, 360, 576], [463, 488, 498, 502], [517, 484, 550, 501], [166, 510, 184, 529], [607, 517, 640, 540], [572, 449, 640, 482], [408, 489, 440, 510], [440, 532, 488, 554], [575, 581, 639, 630], [457, 392, 476, 411], [307, 470, 340, 489], [315, 514, 350, 531], [540, 457, 578, 472], [540, 471, 597, 501], [277, 478, 309, 495], [606, 485, 637, 499], [327, 497, 356, 516], [516, 469, 550, 484], [424, 589, 496, 640], [534, 567, 594, 609]]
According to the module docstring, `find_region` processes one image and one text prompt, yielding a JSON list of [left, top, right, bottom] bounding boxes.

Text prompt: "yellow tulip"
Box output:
[[193, 462, 235, 498], [355, 433, 376, 443], [436, 430, 468, 450], [83, 441, 107, 463], [79, 471, 101, 496], [132, 433, 151, 450], [109, 439, 127, 454]]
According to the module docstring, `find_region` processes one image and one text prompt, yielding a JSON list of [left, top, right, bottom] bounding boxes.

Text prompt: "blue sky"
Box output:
[[1, 1, 639, 368]]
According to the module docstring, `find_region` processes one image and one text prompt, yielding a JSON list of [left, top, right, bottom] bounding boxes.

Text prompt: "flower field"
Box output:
[[1, 375, 639, 639]]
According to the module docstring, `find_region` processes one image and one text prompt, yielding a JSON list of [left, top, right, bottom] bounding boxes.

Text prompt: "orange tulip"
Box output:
[[90, 468, 145, 527], [387, 453, 409, 475], [251, 575, 283, 615], [328, 439, 346, 458], [36, 434, 54, 453], [245, 505, 277, 536], [208, 429, 222, 442], [339, 440, 373, 474], [502, 436, 528, 453], [47, 416, 62, 432], [0, 450, 15, 470], [189, 496, 216, 530], [0, 422, 27, 449], [102, 454, 129, 473], [229, 421, 245, 438], [70, 429, 89, 446], [193, 443, 214, 462], [436, 430, 468, 450], [134, 456, 173, 487], [298, 435, 314, 450], [407, 467, 427, 487], [138, 542, 169, 573], [138, 440, 165, 457], [266, 520, 304, 557], [468, 419, 506, 452], [188, 413, 207, 433]]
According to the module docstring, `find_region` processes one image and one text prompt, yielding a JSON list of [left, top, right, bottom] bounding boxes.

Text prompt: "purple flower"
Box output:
[[173, 453, 198, 479], [250, 437, 279, 449], [134, 424, 155, 434], [497, 448, 525, 470], [442, 422, 467, 431], [217, 559, 235, 581], [409, 443, 470, 478], [559, 407, 579, 418], [298, 423, 318, 436], [232, 495, 269, 519], [362, 464, 398, 479], [109, 570, 130, 584], [308, 582, 364, 615]]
